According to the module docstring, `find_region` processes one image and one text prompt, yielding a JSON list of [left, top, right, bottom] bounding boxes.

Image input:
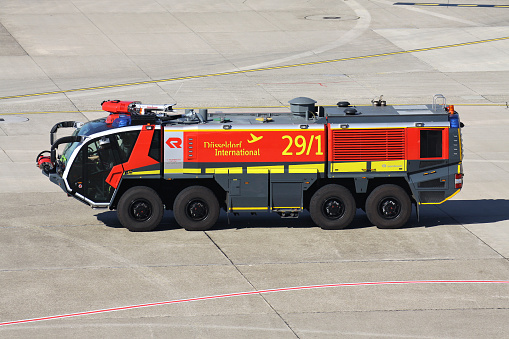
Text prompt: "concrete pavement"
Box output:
[[1, 0, 509, 337]]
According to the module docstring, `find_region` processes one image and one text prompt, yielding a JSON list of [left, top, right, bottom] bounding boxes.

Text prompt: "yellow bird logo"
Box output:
[[247, 133, 263, 143]]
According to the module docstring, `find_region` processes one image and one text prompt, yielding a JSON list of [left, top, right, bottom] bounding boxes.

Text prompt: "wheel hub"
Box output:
[[380, 198, 400, 219], [323, 198, 344, 219], [187, 200, 208, 221], [130, 199, 152, 221]]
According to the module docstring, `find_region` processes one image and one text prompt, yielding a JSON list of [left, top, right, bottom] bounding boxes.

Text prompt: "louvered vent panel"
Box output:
[[332, 129, 405, 161]]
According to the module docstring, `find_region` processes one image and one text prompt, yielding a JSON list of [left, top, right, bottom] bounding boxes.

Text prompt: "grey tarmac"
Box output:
[[1, 0, 508, 337]]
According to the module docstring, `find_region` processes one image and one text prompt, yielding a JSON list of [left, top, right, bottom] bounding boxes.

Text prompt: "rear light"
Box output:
[[455, 173, 463, 189]]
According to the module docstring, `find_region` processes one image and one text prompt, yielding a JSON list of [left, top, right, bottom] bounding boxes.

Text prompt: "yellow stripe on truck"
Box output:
[[331, 162, 367, 172], [230, 207, 268, 211], [247, 166, 284, 174], [288, 163, 325, 173], [371, 160, 406, 172], [164, 168, 202, 174]]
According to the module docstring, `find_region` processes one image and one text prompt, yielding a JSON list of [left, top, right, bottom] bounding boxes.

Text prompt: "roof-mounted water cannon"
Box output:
[[129, 102, 176, 115], [101, 100, 140, 114], [102, 100, 178, 127], [101, 100, 176, 115]]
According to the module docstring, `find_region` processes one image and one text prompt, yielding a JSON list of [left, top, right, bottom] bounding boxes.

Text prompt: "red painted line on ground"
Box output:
[[1, 280, 508, 327]]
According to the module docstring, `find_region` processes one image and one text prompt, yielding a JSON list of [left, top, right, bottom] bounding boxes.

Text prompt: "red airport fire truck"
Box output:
[[37, 95, 463, 231]]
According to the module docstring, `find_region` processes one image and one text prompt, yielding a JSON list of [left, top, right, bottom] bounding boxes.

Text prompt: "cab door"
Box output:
[[66, 135, 120, 204], [83, 136, 120, 203], [66, 131, 142, 204]]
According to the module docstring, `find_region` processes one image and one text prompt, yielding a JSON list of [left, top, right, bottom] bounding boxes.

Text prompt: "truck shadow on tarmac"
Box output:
[[95, 199, 509, 232]]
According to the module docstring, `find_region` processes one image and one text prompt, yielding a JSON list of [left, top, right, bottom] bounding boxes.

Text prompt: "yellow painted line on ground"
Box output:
[[1, 36, 508, 101]]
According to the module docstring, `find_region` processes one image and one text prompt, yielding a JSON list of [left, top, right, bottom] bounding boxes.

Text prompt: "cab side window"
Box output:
[[148, 129, 161, 162], [86, 137, 118, 202], [112, 131, 140, 163]]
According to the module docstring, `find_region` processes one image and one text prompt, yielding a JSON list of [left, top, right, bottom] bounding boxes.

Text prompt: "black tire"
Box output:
[[117, 186, 164, 232], [173, 186, 220, 231], [309, 184, 356, 230], [365, 184, 411, 229]]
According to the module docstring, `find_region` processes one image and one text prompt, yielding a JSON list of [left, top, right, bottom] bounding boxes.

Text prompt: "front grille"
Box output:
[[332, 129, 405, 161]]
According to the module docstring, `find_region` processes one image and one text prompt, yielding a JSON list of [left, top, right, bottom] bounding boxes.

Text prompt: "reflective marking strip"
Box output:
[[419, 189, 461, 205], [129, 170, 159, 175], [208, 165, 321, 174], [230, 207, 268, 211], [228, 168, 243, 174], [206, 167, 243, 174], [370, 160, 407, 172], [331, 162, 367, 172], [164, 168, 201, 174], [273, 207, 302, 209], [247, 166, 284, 174], [288, 163, 325, 173]]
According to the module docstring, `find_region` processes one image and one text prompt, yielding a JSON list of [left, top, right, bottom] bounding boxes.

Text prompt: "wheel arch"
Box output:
[[110, 177, 226, 211], [303, 176, 414, 211]]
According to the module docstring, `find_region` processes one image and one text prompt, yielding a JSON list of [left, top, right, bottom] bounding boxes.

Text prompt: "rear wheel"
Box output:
[[117, 186, 164, 232], [365, 184, 411, 229], [309, 184, 356, 230], [173, 186, 220, 231]]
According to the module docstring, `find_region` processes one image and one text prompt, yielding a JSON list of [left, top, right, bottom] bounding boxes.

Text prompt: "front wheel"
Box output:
[[309, 184, 356, 230], [365, 184, 411, 229], [117, 186, 164, 232], [173, 186, 220, 231]]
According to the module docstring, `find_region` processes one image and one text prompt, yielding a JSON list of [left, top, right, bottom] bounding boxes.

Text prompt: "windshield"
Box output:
[[60, 118, 110, 166]]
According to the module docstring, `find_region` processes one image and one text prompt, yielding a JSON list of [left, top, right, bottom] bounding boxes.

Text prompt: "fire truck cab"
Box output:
[[38, 96, 463, 232]]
